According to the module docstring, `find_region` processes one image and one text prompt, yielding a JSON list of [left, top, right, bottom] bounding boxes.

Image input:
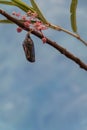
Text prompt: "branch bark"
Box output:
[[0, 9, 87, 71]]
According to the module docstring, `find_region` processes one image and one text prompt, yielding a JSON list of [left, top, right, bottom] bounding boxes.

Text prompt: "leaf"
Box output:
[[30, 0, 48, 23], [0, 19, 25, 24], [0, 0, 15, 6], [11, 0, 35, 12], [0, 19, 13, 23], [70, 0, 78, 32], [0, 0, 34, 12]]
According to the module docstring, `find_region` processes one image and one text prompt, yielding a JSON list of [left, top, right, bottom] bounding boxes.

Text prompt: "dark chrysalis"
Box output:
[[22, 33, 35, 62]]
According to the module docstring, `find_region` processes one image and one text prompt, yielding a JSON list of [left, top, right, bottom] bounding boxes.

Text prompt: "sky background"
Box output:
[[0, 0, 87, 130]]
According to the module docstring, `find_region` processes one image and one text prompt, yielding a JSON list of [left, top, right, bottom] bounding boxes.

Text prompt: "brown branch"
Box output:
[[0, 9, 87, 71]]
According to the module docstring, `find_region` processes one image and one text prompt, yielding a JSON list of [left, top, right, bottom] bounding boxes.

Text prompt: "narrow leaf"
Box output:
[[70, 0, 78, 32], [30, 0, 48, 23], [0, 0, 33, 12], [0, 19, 25, 24], [11, 0, 35, 12], [0, 19, 13, 23], [0, 0, 15, 6]]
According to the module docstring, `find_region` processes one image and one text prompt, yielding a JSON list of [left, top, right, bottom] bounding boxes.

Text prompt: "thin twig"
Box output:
[[0, 9, 87, 71], [48, 23, 87, 46]]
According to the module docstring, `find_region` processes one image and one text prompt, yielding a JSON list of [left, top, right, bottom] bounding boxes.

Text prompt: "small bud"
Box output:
[[21, 15, 27, 20], [42, 37, 47, 43], [12, 11, 16, 15], [16, 12, 21, 17], [17, 27, 22, 33], [24, 21, 30, 28]]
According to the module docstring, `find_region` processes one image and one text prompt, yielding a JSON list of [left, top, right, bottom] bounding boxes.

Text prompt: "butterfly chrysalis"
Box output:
[[22, 33, 35, 62]]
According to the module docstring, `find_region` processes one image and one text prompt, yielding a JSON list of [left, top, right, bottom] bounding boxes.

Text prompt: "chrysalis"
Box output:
[[22, 33, 35, 62]]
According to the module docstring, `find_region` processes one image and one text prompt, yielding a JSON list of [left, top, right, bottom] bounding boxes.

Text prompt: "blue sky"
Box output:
[[0, 0, 87, 130]]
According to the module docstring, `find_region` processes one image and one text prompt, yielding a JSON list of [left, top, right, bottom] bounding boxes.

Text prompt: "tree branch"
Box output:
[[0, 9, 87, 71]]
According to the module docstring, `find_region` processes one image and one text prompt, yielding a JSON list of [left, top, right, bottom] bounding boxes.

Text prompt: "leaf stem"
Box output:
[[48, 23, 87, 46]]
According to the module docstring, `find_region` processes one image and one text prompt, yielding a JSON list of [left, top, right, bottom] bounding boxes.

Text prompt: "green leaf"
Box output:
[[30, 0, 48, 23], [11, 0, 35, 12], [0, 0, 34, 12], [0, 19, 24, 23], [0, 19, 13, 23], [0, 19, 37, 24], [70, 0, 78, 32], [0, 0, 15, 6]]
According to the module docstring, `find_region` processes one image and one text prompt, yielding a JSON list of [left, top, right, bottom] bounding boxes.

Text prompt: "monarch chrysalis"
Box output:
[[22, 33, 35, 62]]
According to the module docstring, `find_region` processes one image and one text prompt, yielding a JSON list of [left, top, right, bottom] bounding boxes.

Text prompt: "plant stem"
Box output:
[[48, 23, 87, 46]]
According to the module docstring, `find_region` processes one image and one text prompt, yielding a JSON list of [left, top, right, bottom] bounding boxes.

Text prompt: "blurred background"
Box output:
[[0, 0, 87, 130]]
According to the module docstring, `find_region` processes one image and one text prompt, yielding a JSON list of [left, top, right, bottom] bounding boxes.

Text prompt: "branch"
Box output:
[[0, 9, 87, 71]]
